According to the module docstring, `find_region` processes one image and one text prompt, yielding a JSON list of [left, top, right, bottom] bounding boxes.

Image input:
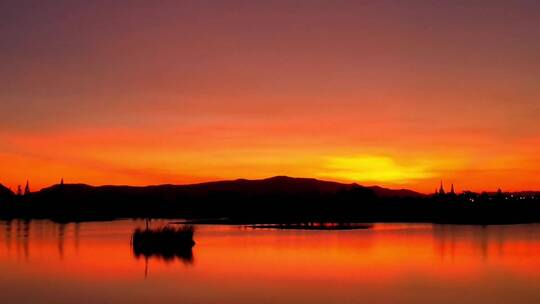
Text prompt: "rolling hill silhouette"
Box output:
[[0, 184, 14, 199], [366, 185, 424, 198], [1, 176, 538, 224], [35, 176, 423, 199], [0, 176, 421, 222]]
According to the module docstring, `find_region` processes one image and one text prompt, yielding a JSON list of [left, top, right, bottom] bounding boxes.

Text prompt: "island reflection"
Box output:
[[131, 225, 195, 265]]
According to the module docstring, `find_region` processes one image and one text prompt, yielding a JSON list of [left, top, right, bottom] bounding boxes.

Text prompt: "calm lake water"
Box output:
[[0, 220, 539, 304]]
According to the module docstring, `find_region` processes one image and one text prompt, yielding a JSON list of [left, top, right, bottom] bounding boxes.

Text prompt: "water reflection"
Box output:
[[0, 220, 539, 304], [57, 223, 66, 259], [22, 219, 30, 259], [4, 219, 12, 253], [0, 220, 198, 265], [73, 222, 80, 252], [1, 220, 539, 265], [432, 224, 540, 261]]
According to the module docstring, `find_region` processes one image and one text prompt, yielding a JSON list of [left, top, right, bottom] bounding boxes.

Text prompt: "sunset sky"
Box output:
[[1, 1, 540, 193]]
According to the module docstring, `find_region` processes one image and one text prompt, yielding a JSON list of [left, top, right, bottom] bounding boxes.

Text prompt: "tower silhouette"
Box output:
[[438, 181, 445, 195], [24, 180, 30, 195]]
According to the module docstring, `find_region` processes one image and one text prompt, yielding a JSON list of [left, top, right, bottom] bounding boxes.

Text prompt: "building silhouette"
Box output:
[[449, 184, 456, 196], [24, 180, 30, 196], [436, 181, 457, 198], [438, 181, 445, 196]]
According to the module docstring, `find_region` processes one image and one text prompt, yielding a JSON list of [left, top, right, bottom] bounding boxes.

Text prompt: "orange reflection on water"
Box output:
[[1, 220, 540, 303]]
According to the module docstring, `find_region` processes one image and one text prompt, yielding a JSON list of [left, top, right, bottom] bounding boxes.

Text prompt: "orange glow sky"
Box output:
[[1, 1, 540, 193]]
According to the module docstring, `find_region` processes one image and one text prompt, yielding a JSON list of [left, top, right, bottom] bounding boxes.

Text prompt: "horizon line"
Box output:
[[3, 175, 538, 195]]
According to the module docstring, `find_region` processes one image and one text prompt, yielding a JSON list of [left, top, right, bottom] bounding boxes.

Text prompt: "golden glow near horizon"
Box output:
[[319, 156, 436, 184], [1, 1, 540, 193]]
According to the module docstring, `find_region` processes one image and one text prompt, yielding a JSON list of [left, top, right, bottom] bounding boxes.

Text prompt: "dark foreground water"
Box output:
[[0, 220, 539, 303]]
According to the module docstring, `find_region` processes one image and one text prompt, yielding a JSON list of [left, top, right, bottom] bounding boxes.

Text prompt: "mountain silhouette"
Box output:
[[0, 176, 399, 222], [367, 186, 424, 198], [36, 176, 423, 198], [1, 176, 538, 224], [0, 184, 14, 201]]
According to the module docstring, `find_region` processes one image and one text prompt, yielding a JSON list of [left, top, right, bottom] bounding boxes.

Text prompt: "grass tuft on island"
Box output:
[[132, 225, 195, 262]]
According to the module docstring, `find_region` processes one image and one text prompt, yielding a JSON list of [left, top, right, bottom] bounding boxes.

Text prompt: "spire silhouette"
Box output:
[[24, 180, 30, 196], [439, 181, 445, 195]]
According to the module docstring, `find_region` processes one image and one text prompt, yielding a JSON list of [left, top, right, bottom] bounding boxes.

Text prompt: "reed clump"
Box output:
[[132, 225, 195, 262]]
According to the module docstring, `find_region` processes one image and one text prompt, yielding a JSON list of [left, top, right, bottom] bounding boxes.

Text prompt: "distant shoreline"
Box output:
[[1, 176, 538, 225], [1, 216, 538, 226]]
